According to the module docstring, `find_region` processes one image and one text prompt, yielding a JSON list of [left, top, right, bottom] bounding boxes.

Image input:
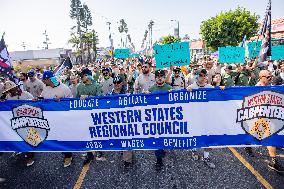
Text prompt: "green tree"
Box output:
[[159, 35, 181, 45], [70, 0, 95, 64], [200, 7, 259, 51]]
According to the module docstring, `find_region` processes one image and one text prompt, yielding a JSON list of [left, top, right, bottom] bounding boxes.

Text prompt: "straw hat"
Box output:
[[3, 81, 18, 93]]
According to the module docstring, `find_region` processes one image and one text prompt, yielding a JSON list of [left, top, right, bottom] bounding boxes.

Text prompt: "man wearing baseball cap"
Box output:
[[26, 70, 44, 98], [40, 70, 74, 168], [148, 69, 172, 171], [187, 68, 216, 169], [76, 68, 104, 165], [99, 67, 114, 95], [108, 75, 134, 168]]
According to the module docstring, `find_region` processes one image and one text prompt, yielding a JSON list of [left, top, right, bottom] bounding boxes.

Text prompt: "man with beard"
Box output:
[[255, 70, 284, 173], [40, 70, 73, 168], [69, 75, 78, 98], [134, 62, 155, 94], [26, 70, 44, 98], [99, 67, 114, 95], [2, 81, 34, 166], [148, 70, 172, 171], [187, 69, 216, 169], [109, 76, 133, 168], [76, 68, 104, 165], [19, 72, 28, 91], [166, 66, 186, 90]]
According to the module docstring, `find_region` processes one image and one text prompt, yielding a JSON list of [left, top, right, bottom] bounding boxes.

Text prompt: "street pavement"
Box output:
[[0, 147, 283, 189]]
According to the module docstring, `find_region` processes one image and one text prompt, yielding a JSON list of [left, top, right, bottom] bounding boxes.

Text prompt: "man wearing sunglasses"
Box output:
[[187, 69, 216, 169], [256, 70, 284, 173], [109, 76, 133, 168], [134, 62, 155, 94], [99, 67, 114, 95], [26, 70, 44, 99], [166, 66, 186, 90], [148, 69, 172, 171], [76, 68, 105, 165]]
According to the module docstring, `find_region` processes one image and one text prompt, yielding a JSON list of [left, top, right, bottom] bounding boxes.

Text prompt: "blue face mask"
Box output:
[[86, 75, 94, 82], [50, 77, 59, 87]]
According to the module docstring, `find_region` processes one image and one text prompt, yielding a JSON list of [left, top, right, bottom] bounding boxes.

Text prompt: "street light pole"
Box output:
[[170, 20, 179, 38], [76, 1, 83, 64]]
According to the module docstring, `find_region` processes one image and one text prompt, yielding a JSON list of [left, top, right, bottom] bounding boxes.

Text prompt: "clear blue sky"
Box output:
[[1, 0, 283, 52]]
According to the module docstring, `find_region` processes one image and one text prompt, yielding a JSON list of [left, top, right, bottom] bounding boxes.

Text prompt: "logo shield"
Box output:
[[11, 104, 50, 147], [237, 91, 284, 140]]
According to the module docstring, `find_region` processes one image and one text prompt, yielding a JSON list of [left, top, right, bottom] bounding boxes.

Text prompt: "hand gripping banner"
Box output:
[[0, 86, 284, 152]]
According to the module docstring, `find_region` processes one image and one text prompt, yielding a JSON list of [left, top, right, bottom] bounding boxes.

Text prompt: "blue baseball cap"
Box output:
[[27, 70, 35, 77], [42, 70, 54, 80]]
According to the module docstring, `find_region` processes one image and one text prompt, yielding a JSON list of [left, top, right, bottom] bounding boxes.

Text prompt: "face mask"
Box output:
[[50, 77, 60, 87]]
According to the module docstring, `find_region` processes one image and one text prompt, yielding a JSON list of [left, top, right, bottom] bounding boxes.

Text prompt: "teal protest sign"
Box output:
[[218, 47, 245, 64], [248, 41, 262, 59], [130, 53, 140, 57], [153, 42, 190, 69], [272, 45, 284, 60], [114, 49, 129, 59]]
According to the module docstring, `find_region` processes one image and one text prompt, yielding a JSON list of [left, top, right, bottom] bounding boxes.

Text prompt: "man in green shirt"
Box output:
[[235, 64, 250, 86], [149, 70, 172, 93], [222, 65, 235, 87], [148, 69, 172, 171], [76, 68, 104, 165], [76, 68, 103, 98]]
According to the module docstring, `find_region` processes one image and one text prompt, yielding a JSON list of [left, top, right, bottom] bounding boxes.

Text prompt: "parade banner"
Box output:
[[154, 42, 190, 69], [114, 48, 129, 59], [0, 86, 284, 152], [218, 46, 245, 64]]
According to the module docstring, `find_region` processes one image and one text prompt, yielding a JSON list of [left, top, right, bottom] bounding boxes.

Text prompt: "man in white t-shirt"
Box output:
[[99, 68, 114, 95], [187, 69, 215, 169], [134, 62, 155, 94], [41, 71, 73, 99], [26, 70, 44, 98], [41, 70, 73, 168]]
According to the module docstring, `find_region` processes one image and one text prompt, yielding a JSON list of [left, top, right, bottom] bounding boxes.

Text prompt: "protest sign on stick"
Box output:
[[154, 42, 190, 69], [218, 46, 245, 64], [114, 48, 129, 59]]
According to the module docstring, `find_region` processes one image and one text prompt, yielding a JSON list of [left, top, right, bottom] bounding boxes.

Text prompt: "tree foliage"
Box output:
[[200, 7, 259, 51], [159, 35, 181, 45], [69, 0, 96, 63]]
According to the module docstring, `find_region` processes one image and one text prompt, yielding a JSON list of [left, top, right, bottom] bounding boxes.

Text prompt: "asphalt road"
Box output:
[[0, 147, 283, 189]]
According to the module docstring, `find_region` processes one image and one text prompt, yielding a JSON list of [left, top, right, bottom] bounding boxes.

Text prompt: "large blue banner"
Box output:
[[0, 86, 284, 152]]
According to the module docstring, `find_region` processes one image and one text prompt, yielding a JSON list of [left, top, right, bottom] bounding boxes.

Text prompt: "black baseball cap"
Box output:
[[155, 69, 166, 77], [196, 68, 207, 76], [113, 76, 123, 83]]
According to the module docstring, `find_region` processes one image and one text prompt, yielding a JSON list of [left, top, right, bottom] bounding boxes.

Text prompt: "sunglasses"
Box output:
[[261, 76, 272, 80], [174, 70, 180, 73], [113, 81, 122, 84], [142, 66, 149, 68], [156, 75, 165, 78], [103, 72, 109, 75], [199, 74, 207, 77]]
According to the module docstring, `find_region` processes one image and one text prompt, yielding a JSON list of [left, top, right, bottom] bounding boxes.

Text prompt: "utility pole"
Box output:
[[43, 30, 51, 49], [21, 42, 26, 50], [106, 22, 114, 58], [76, 1, 83, 64], [92, 29, 97, 62]]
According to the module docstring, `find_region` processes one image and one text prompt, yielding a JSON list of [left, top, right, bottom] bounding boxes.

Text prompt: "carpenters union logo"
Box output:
[[10, 104, 50, 147], [236, 91, 284, 140]]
